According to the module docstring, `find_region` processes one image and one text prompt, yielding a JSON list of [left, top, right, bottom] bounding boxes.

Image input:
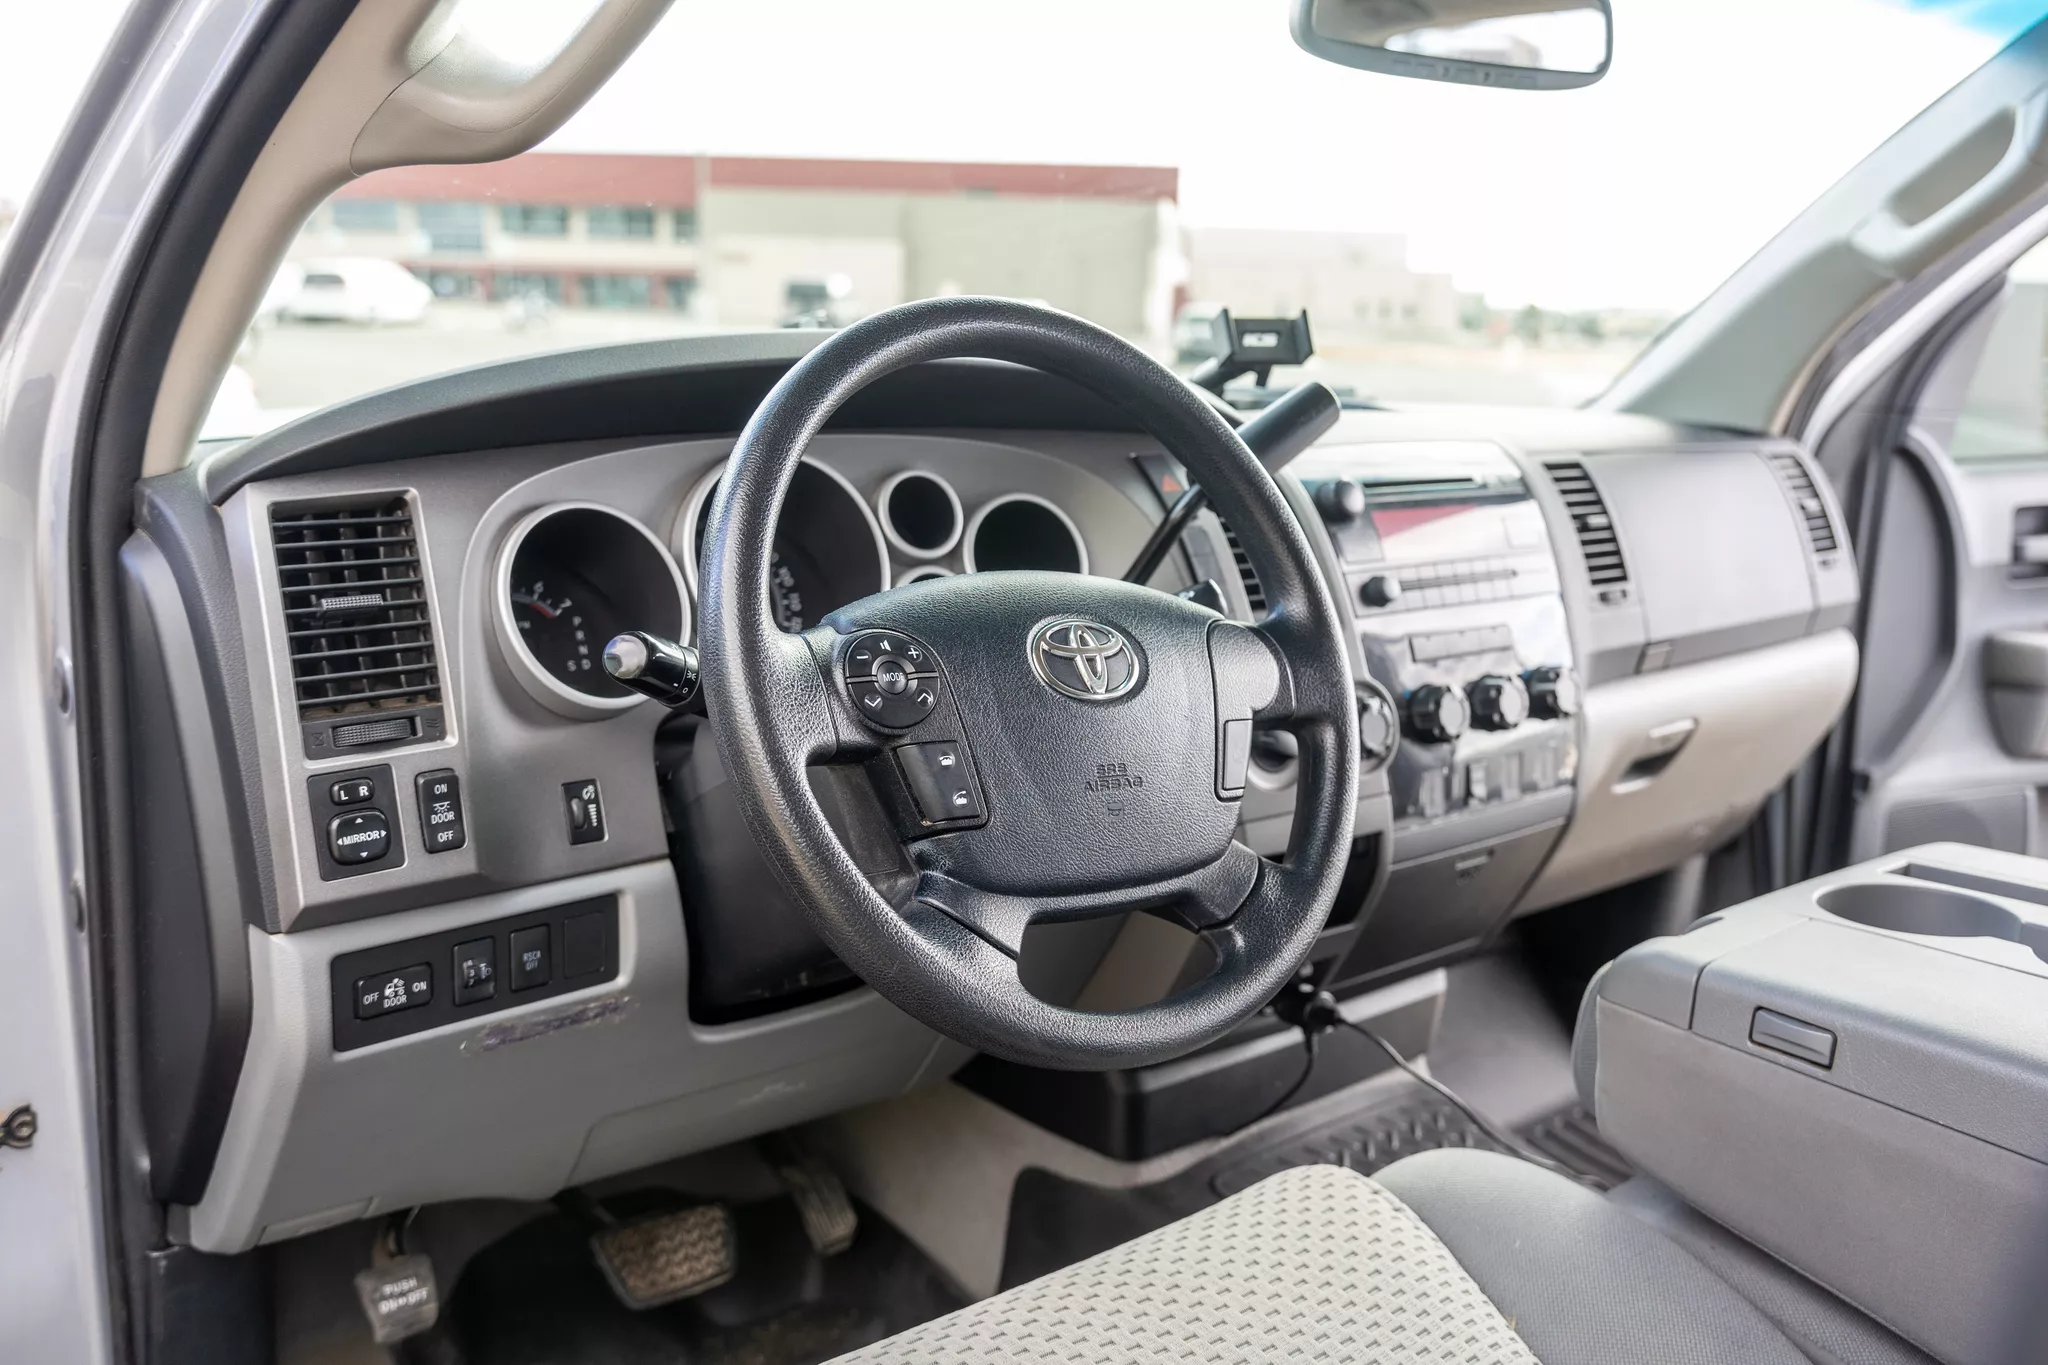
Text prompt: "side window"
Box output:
[[1945, 240, 2048, 463]]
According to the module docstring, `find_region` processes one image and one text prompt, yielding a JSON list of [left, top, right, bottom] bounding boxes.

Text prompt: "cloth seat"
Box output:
[[832, 1149, 1818, 1364]]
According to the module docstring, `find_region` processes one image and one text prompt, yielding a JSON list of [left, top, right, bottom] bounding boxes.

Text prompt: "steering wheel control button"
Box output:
[[1218, 718, 1253, 797], [328, 810, 393, 866], [1029, 618, 1140, 701], [874, 656, 912, 694], [843, 631, 943, 729], [452, 938, 496, 1006], [509, 926, 551, 992], [414, 769, 466, 853], [330, 777, 374, 806], [564, 778, 606, 845], [353, 964, 430, 1020], [896, 741, 983, 823]]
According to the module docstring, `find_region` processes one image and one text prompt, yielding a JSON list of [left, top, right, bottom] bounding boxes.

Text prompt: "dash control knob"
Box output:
[[1404, 683, 1469, 745], [1359, 574, 1403, 609], [1315, 477, 1367, 523], [1525, 665, 1582, 720], [1467, 674, 1531, 732], [1356, 682, 1399, 772]]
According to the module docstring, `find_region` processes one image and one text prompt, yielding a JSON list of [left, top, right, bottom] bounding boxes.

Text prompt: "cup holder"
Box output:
[[1817, 881, 2048, 963]]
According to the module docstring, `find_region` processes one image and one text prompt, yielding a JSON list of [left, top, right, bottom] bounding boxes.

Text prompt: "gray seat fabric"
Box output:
[[1605, 1176, 1937, 1365], [834, 1150, 1823, 1364], [1377, 1149, 1810, 1365], [833, 1162, 1542, 1363]]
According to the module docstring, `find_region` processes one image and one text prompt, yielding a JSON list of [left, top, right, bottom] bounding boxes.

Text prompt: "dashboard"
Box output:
[[131, 334, 1860, 1252]]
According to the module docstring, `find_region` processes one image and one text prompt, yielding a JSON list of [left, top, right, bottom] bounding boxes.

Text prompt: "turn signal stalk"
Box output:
[[602, 630, 702, 709]]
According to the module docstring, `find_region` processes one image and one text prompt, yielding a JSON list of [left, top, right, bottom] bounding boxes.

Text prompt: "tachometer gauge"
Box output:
[[493, 503, 691, 721]]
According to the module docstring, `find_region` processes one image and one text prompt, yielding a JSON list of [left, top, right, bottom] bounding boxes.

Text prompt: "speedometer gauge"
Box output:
[[769, 553, 809, 632], [680, 457, 889, 632], [493, 503, 691, 721]]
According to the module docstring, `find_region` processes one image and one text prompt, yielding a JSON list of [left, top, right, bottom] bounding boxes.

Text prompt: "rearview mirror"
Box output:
[[1290, 0, 1612, 90]]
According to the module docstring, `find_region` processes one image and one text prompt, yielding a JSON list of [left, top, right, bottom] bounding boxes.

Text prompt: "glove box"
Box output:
[[1581, 843, 2048, 1365]]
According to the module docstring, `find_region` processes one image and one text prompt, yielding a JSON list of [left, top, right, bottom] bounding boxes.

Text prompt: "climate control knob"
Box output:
[[1405, 683, 1470, 745], [1467, 674, 1531, 731], [1525, 665, 1582, 720], [1315, 477, 1367, 523]]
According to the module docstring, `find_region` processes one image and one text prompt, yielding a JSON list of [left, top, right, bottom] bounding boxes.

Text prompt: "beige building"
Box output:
[[300, 152, 1183, 341], [1184, 227, 1459, 340]]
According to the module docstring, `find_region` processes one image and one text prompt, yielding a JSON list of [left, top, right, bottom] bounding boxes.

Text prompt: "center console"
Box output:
[[1293, 442, 1579, 989], [1585, 843, 2048, 1365]]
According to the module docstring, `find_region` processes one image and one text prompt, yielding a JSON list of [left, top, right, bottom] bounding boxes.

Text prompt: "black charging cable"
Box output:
[[1254, 980, 1602, 1190]]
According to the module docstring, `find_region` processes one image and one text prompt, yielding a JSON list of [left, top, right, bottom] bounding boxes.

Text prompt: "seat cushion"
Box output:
[[1377, 1149, 1811, 1365], [831, 1162, 1541, 1363]]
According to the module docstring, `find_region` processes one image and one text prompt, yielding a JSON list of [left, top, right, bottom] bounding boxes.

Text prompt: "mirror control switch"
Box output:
[[328, 810, 392, 865]]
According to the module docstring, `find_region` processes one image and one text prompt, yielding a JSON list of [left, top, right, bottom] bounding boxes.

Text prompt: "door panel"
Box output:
[[1850, 279, 2048, 860]]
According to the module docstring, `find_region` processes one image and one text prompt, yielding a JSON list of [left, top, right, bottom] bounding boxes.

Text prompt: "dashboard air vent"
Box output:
[[1768, 451, 1840, 556], [271, 497, 440, 722], [1542, 460, 1629, 587], [1218, 519, 1267, 616]]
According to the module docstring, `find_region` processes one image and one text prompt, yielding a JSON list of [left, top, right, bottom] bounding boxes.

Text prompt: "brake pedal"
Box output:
[[765, 1141, 858, 1257], [587, 1202, 737, 1310]]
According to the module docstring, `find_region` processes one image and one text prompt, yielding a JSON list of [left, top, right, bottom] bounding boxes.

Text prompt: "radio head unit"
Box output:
[[1295, 442, 1578, 835]]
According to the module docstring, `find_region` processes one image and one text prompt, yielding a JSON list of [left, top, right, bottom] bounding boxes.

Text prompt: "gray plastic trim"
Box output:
[[1592, 842, 2048, 1365], [180, 858, 946, 1254]]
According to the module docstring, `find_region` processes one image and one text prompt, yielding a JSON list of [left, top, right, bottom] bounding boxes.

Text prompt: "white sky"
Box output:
[[0, 0, 2024, 313]]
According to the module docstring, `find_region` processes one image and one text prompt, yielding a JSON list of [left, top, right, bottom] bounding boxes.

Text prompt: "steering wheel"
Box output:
[[698, 297, 1357, 1071]]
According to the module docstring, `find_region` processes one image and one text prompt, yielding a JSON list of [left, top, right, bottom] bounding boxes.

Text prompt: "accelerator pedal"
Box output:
[[570, 1192, 737, 1311], [763, 1137, 858, 1257]]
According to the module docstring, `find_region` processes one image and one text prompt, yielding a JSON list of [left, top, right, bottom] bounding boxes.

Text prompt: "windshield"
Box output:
[[201, 0, 2037, 442]]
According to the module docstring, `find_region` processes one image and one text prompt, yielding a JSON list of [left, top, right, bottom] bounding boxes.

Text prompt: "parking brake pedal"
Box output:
[[763, 1138, 858, 1257], [566, 1192, 737, 1311]]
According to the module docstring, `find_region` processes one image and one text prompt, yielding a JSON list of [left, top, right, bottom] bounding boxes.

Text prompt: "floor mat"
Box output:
[[441, 1191, 964, 1365], [999, 1090, 1633, 1290], [1518, 1103, 1633, 1190]]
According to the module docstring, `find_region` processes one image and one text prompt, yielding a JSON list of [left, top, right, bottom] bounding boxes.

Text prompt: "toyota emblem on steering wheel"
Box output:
[[1029, 619, 1141, 701]]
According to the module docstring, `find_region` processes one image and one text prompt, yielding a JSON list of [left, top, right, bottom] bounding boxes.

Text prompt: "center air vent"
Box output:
[[1767, 451, 1841, 557], [271, 497, 442, 754], [1543, 460, 1629, 588]]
